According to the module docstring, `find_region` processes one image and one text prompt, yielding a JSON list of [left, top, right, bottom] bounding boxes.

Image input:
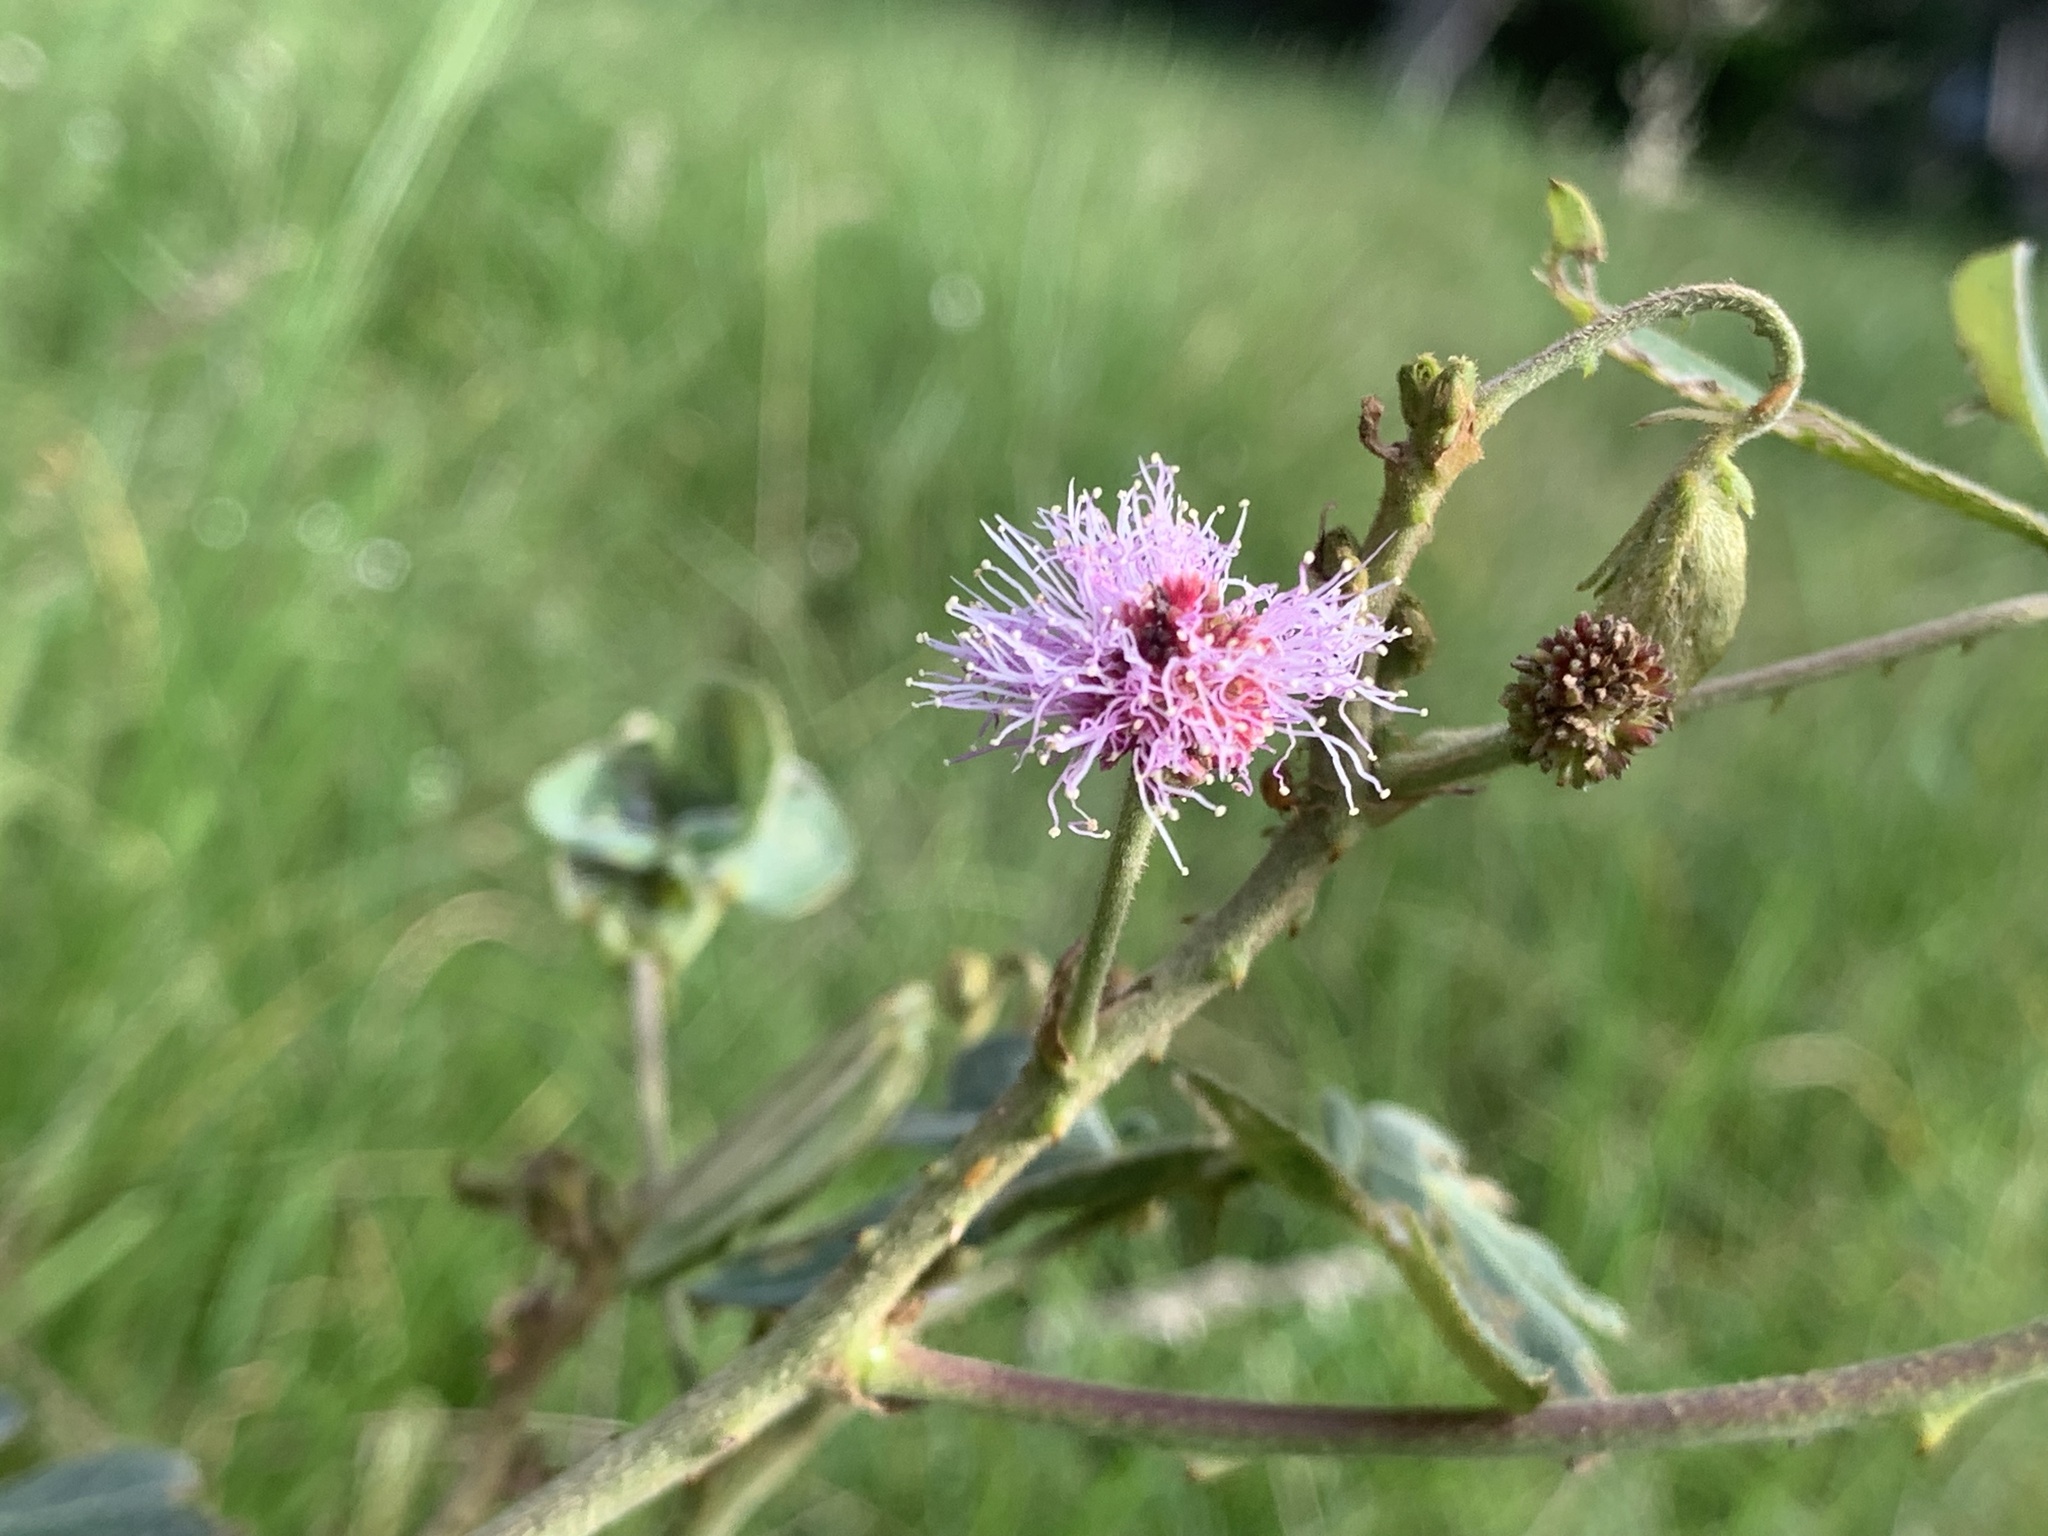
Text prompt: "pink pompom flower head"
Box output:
[[914, 455, 1413, 872]]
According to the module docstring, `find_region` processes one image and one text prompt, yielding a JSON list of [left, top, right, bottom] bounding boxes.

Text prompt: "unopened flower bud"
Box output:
[[1581, 450, 1753, 689], [1396, 354, 1482, 471], [1502, 612, 1675, 788]]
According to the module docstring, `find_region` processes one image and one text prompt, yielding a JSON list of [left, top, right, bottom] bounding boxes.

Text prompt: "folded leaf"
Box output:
[[689, 1197, 894, 1312], [627, 984, 935, 1287], [1322, 1094, 1625, 1397], [527, 675, 856, 953], [1182, 1071, 1622, 1408], [1950, 241, 2048, 467], [706, 755, 855, 919], [692, 1141, 1238, 1313], [967, 1138, 1237, 1243]]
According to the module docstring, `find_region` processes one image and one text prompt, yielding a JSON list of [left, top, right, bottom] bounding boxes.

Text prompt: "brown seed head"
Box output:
[[1502, 612, 1675, 788]]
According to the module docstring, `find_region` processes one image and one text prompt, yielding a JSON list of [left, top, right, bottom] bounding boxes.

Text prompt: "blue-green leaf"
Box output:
[[706, 755, 855, 919], [888, 1032, 1117, 1169], [1183, 1072, 1622, 1407], [0, 1446, 220, 1536], [1322, 1093, 1625, 1399], [689, 1197, 893, 1312], [528, 676, 855, 948]]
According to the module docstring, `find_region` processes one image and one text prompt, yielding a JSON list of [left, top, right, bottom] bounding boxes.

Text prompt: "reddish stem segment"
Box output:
[[870, 1322, 2048, 1459]]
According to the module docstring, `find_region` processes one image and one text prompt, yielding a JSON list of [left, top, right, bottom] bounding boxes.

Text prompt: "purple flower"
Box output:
[[915, 456, 1411, 870]]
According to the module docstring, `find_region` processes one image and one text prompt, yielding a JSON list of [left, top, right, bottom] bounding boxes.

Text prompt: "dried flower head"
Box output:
[[915, 456, 1409, 870], [1502, 612, 1675, 788]]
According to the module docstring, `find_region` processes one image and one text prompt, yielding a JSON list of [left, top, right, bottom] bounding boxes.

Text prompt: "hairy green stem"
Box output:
[[1376, 590, 2048, 801], [1057, 773, 1156, 1065], [869, 1323, 2048, 1459], [1476, 283, 1804, 445]]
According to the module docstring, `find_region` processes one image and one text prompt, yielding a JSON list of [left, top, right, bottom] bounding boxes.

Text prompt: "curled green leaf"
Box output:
[[1950, 241, 2048, 468], [526, 676, 855, 961], [705, 755, 855, 920]]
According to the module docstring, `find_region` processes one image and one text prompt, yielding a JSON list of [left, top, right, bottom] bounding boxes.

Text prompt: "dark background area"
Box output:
[[1038, 0, 2048, 233]]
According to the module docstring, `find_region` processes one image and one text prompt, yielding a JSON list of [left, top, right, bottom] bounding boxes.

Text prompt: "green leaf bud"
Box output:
[[1543, 178, 1607, 267]]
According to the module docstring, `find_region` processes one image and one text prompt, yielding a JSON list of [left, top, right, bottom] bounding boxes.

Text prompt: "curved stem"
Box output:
[[1056, 773, 1156, 1065], [869, 1324, 2048, 1460], [1476, 283, 1804, 446]]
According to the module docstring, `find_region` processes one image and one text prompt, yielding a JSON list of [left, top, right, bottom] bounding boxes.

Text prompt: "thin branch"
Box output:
[[1376, 591, 2048, 801], [868, 1322, 2048, 1460], [469, 772, 1362, 1536], [1684, 592, 2048, 710], [629, 953, 673, 1177], [1538, 260, 2048, 554]]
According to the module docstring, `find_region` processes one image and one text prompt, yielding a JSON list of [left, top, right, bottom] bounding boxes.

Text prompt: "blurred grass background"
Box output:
[[4, 0, 2048, 1531]]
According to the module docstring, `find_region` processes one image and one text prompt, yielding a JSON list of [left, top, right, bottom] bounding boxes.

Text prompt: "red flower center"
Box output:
[[1120, 572, 1217, 668]]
